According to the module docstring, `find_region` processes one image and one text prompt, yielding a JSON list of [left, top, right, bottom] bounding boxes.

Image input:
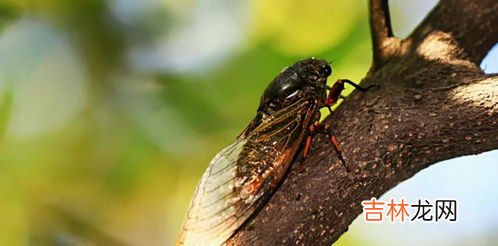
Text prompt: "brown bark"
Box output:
[[368, 0, 400, 72], [227, 0, 498, 245]]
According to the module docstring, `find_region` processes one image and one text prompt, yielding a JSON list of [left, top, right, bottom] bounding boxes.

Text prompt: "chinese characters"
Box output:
[[362, 198, 457, 223]]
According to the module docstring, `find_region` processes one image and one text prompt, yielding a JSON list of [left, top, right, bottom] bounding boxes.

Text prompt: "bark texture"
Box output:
[[228, 0, 498, 245]]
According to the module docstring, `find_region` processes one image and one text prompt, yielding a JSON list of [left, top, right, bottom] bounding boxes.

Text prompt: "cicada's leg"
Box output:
[[302, 134, 313, 158], [302, 113, 327, 158], [295, 121, 319, 173], [325, 79, 379, 108], [294, 126, 316, 173], [317, 79, 377, 172], [338, 79, 379, 92], [314, 123, 350, 172], [325, 96, 347, 114], [300, 121, 350, 173]]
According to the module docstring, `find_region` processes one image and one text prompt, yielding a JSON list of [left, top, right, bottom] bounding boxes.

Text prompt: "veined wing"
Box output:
[[177, 98, 317, 246]]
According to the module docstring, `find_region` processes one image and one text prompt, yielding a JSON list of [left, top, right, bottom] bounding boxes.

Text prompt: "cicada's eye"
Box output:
[[322, 64, 332, 77]]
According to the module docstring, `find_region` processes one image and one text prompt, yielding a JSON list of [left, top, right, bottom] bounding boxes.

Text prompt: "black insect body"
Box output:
[[177, 58, 372, 246]]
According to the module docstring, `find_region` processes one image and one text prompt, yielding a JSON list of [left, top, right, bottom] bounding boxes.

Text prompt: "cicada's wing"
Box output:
[[177, 99, 317, 246], [177, 138, 248, 246]]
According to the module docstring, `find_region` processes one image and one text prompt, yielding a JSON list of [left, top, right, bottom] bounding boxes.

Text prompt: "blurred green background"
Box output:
[[1, 0, 497, 245]]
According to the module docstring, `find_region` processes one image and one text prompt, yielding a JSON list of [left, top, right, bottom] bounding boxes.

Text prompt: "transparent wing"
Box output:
[[178, 138, 247, 246], [178, 99, 317, 246]]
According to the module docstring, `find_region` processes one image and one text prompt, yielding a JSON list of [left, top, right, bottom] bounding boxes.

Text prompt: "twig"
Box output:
[[369, 0, 399, 71]]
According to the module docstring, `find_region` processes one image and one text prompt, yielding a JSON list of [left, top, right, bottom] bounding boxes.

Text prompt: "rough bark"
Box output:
[[227, 0, 498, 245]]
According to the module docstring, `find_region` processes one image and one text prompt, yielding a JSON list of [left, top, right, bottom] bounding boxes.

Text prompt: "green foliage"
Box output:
[[0, 0, 376, 244], [0, 87, 12, 138]]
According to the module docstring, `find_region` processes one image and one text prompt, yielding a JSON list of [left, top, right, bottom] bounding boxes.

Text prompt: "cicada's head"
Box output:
[[259, 57, 332, 113], [292, 57, 332, 86]]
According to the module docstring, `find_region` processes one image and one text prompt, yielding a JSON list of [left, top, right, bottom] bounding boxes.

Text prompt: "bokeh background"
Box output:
[[0, 0, 497, 245]]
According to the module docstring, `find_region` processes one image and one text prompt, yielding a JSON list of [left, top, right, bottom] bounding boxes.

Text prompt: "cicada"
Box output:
[[177, 58, 372, 246]]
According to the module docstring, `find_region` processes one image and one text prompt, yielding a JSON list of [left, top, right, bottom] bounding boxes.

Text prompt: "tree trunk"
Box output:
[[227, 0, 498, 245]]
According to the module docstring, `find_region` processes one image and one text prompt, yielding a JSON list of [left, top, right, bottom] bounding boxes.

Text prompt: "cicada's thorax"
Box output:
[[245, 60, 330, 136], [259, 68, 327, 114]]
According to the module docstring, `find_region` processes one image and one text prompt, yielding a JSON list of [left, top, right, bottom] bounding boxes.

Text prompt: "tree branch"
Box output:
[[409, 0, 498, 65], [369, 0, 400, 72], [227, 0, 498, 245]]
